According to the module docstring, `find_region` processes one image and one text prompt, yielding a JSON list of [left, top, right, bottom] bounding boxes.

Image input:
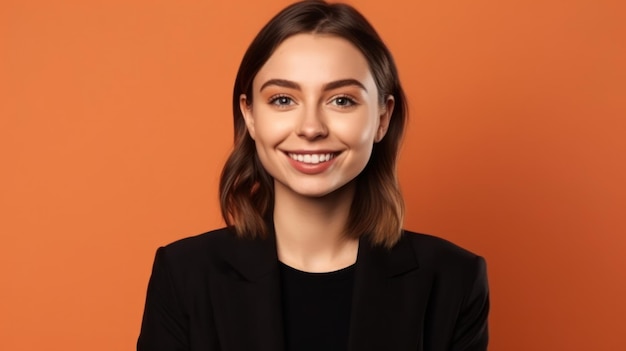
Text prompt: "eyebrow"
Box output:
[[259, 78, 368, 93]]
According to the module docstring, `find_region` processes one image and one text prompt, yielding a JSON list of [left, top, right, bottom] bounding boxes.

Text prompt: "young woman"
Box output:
[[137, 1, 489, 350]]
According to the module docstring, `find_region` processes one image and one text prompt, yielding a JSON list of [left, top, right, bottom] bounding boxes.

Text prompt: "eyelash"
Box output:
[[268, 94, 295, 108], [268, 94, 358, 109], [330, 95, 357, 108]]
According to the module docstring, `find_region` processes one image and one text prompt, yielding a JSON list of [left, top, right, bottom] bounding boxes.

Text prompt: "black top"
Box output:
[[279, 262, 355, 351]]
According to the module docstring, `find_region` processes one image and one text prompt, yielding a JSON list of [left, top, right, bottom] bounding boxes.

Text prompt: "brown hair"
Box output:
[[219, 0, 408, 248]]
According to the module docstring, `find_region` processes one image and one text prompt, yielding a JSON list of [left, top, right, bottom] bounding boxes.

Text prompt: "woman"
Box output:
[[137, 1, 489, 350]]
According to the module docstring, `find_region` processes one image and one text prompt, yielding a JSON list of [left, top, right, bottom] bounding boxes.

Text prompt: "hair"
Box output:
[[219, 0, 408, 248]]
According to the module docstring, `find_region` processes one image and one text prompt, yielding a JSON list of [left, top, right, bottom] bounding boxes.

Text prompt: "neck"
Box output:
[[273, 181, 359, 273]]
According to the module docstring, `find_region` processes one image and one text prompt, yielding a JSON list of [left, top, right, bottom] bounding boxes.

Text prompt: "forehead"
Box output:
[[253, 33, 376, 91]]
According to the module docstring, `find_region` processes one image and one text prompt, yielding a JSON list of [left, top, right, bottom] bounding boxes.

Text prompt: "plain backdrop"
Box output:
[[1, 0, 625, 350]]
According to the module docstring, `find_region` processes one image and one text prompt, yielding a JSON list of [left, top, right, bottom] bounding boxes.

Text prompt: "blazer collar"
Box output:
[[357, 232, 419, 276], [215, 228, 284, 351], [348, 233, 430, 351], [225, 228, 279, 281], [224, 229, 419, 281], [220, 230, 424, 351]]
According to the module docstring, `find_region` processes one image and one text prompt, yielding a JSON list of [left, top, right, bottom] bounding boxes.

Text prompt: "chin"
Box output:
[[285, 179, 356, 200], [290, 187, 338, 199]]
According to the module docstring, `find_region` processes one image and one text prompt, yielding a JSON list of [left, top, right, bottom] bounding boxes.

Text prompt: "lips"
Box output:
[[284, 151, 340, 174], [286, 152, 336, 164]]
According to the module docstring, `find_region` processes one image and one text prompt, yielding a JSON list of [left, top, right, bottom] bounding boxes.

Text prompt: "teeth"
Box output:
[[288, 153, 335, 164]]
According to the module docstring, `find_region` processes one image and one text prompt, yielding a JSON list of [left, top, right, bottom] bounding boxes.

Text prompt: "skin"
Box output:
[[241, 33, 394, 272]]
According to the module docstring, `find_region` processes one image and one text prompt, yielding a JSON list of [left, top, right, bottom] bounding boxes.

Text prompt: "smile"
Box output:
[[287, 152, 337, 164]]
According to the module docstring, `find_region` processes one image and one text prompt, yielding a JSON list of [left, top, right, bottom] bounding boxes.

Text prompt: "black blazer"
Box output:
[[137, 228, 489, 351]]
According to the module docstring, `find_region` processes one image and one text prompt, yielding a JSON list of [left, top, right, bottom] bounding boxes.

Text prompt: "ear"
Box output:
[[375, 95, 394, 143], [240, 94, 256, 140]]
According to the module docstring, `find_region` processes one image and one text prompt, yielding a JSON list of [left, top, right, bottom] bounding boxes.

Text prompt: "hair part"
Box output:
[[219, 0, 408, 248]]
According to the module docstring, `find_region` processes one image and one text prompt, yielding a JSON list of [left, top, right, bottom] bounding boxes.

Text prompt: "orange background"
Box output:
[[1, 0, 625, 350]]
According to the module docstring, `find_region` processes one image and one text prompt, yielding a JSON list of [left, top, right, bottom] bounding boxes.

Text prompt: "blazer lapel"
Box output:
[[348, 234, 434, 351], [212, 232, 285, 351]]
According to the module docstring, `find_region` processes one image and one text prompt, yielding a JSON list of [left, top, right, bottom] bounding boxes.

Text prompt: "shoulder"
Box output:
[[155, 227, 238, 269], [400, 230, 483, 262], [398, 230, 487, 283], [164, 226, 236, 249]]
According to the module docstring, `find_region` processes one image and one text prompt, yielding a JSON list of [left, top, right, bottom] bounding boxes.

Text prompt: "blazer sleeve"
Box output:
[[450, 256, 490, 351], [137, 247, 189, 351]]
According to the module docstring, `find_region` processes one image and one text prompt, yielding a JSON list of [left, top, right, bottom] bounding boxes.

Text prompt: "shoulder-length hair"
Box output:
[[219, 0, 408, 248]]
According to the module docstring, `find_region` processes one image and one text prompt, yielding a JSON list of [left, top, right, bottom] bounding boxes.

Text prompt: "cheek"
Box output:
[[250, 110, 292, 145], [333, 114, 379, 146], [255, 124, 290, 146]]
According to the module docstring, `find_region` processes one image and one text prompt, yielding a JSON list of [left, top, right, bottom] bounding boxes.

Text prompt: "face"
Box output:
[[241, 33, 394, 199]]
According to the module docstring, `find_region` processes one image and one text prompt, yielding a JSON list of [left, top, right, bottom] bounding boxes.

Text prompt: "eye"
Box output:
[[269, 95, 296, 107], [330, 96, 357, 108]]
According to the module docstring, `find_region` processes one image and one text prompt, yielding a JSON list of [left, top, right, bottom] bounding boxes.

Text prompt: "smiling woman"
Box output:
[[241, 33, 391, 201], [137, 1, 489, 350]]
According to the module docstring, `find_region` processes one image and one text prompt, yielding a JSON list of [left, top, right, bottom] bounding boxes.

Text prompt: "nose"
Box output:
[[295, 105, 328, 140]]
